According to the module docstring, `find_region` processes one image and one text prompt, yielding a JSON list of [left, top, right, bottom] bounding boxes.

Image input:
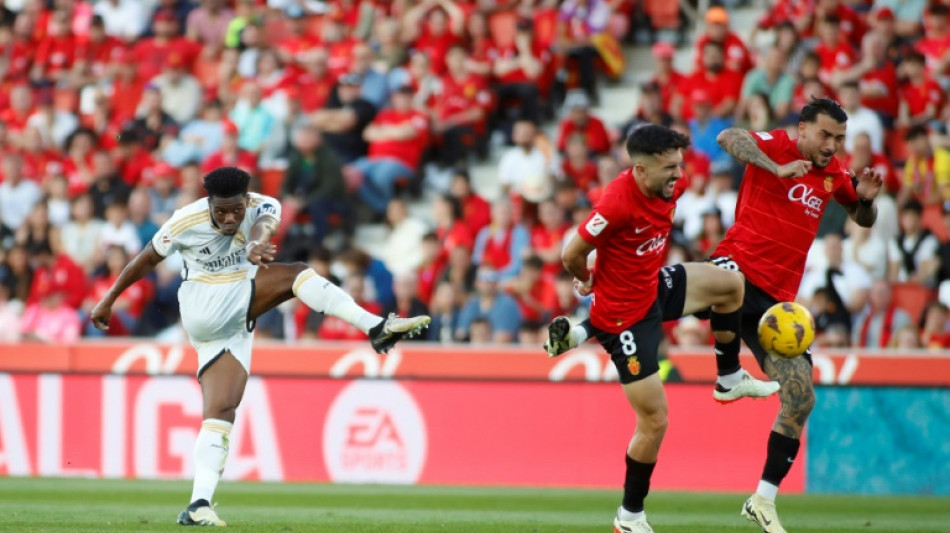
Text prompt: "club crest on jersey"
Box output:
[[233, 231, 247, 248], [586, 213, 608, 236], [627, 356, 641, 376], [824, 177, 834, 192]]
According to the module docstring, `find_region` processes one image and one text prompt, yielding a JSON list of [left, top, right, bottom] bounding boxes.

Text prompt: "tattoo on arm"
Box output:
[[717, 128, 779, 174], [847, 201, 878, 228], [764, 355, 816, 439]]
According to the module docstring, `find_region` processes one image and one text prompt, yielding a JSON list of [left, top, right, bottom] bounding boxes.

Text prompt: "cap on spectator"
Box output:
[[338, 73, 361, 86], [873, 7, 895, 20], [902, 199, 923, 214], [222, 120, 239, 136], [285, 4, 306, 19], [153, 162, 178, 179], [166, 53, 186, 69], [154, 9, 175, 23], [652, 41, 675, 59], [705, 6, 729, 25], [564, 89, 591, 110], [692, 89, 712, 105]]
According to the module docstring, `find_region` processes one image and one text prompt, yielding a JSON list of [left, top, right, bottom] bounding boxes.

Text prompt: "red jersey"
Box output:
[[814, 41, 856, 78], [367, 110, 429, 170], [75, 36, 122, 77], [326, 39, 357, 78], [202, 150, 259, 176], [713, 129, 859, 302], [437, 73, 492, 124], [900, 78, 945, 118], [694, 33, 753, 75], [34, 35, 76, 77], [860, 63, 899, 118], [317, 300, 383, 340], [294, 72, 336, 113], [651, 70, 686, 114], [562, 159, 598, 190], [578, 169, 687, 333], [531, 223, 569, 277], [556, 116, 611, 155], [487, 42, 551, 84], [461, 194, 491, 236], [132, 37, 199, 82], [678, 69, 743, 121], [28, 254, 87, 309], [414, 29, 462, 75], [1, 40, 34, 82], [915, 36, 950, 74]]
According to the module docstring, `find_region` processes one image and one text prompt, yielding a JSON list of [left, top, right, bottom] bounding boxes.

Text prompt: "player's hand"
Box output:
[[573, 276, 593, 297], [246, 241, 277, 268], [90, 300, 113, 330], [855, 167, 884, 202], [775, 160, 812, 179]]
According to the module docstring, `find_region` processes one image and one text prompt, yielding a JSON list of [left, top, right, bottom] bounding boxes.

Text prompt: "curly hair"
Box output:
[[203, 167, 250, 198]]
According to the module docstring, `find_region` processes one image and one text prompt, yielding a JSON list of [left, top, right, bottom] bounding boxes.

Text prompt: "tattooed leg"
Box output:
[[763, 354, 816, 438]]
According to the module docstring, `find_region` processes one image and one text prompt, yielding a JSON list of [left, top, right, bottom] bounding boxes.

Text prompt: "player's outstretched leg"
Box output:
[[368, 313, 432, 354], [544, 317, 592, 357]]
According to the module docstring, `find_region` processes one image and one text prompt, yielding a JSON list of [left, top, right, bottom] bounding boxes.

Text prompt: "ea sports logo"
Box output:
[[323, 381, 427, 484]]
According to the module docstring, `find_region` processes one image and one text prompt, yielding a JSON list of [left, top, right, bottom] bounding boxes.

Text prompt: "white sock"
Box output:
[[190, 419, 232, 504], [569, 325, 589, 347], [618, 506, 645, 521], [293, 269, 382, 333], [717, 368, 745, 389], [756, 480, 779, 501]]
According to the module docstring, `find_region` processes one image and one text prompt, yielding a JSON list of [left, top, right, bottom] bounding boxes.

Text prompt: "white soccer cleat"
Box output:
[[713, 370, 780, 404], [370, 314, 431, 354], [741, 494, 787, 533], [613, 510, 655, 533], [544, 316, 574, 358], [177, 500, 226, 527]]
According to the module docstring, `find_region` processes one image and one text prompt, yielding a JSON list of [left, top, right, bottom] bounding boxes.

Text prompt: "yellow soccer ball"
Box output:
[[757, 302, 816, 358]]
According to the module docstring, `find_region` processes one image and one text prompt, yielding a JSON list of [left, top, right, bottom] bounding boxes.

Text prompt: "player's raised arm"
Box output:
[[90, 243, 165, 330], [717, 128, 811, 179]]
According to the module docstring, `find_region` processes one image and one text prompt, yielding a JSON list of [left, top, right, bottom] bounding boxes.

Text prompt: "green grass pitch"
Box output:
[[1, 478, 948, 532]]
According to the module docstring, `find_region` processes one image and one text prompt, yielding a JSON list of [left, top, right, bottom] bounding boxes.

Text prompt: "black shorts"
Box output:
[[702, 257, 814, 370], [591, 265, 688, 384]]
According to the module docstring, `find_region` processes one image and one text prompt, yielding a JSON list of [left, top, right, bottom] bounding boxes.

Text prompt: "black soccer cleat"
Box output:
[[544, 316, 573, 358], [369, 313, 431, 354], [177, 499, 226, 527]]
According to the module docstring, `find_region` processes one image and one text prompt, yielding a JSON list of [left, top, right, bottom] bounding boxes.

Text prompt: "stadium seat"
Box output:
[[921, 204, 949, 241], [489, 11, 518, 48], [259, 168, 285, 198], [890, 282, 936, 323], [644, 0, 680, 30]]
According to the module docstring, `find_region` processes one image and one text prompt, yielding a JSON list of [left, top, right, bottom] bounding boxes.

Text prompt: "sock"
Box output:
[[622, 455, 656, 514], [618, 507, 645, 521], [717, 368, 744, 389], [190, 419, 232, 504], [570, 325, 589, 347], [711, 309, 741, 377], [293, 269, 382, 333], [756, 480, 779, 501], [760, 431, 801, 496]]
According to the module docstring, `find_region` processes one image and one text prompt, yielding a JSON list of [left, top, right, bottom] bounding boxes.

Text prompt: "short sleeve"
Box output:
[[151, 212, 184, 258], [577, 192, 627, 246], [833, 170, 860, 205], [748, 129, 787, 159], [253, 195, 282, 224]]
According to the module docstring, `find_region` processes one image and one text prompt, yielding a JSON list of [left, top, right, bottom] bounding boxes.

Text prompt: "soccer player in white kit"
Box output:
[[90, 167, 430, 526]]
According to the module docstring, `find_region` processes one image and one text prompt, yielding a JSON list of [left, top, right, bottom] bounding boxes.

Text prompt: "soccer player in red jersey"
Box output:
[[544, 125, 778, 533], [712, 99, 882, 532]]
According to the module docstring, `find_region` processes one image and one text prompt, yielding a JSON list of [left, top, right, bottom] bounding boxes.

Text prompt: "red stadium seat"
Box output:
[[891, 282, 936, 323], [489, 11, 518, 48], [921, 203, 949, 241], [886, 128, 910, 164], [645, 0, 680, 30], [259, 168, 285, 198]]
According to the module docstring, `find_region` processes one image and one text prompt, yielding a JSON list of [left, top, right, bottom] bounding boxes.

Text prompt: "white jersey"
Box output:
[[151, 193, 281, 280]]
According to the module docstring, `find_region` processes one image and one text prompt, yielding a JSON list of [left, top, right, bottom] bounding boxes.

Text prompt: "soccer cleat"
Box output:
[[713, 370, 780, 404], [370, 313, 431, 354], [544, 316, 574, 358], [613, 510, 655, 533], [741, 494, 787, 533], [177, 499, 226, 527]]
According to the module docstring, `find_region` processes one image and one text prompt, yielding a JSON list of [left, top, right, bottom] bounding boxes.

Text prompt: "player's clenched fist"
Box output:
[[90, 301, 113, 330], [573, 276, 593, 296], [776, 160, 812, 179], [245, 240, 277, 267]]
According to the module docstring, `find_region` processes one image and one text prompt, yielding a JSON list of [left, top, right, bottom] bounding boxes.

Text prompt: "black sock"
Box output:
[[368, 319, 385, 338], [710, 309, 741, 376], [761, 431, 801, 486], [622, 455, 656, 513]]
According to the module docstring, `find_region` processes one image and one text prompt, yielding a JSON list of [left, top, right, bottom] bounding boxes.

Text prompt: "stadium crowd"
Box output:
[[0, 0, 949, 350]]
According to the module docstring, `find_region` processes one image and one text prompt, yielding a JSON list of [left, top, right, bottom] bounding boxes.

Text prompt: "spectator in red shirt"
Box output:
[[294, 49, 336, 113], [351, 85, 429, 216], [561, 132, 597, 190], [649, 42, 684, 115], [490, 18, 546, 125], [402, 0, 465, 76], [831, 30, 899, 124], [0, 85, 34, 143], [27, 241, 86, 310], [556, 90, 611, 156], [201, 120, 258, 176], [846, 132, 899, 195], [274, 5, 319, 72], [61, 128, 99, 197], [0, 14, 36, 86], [316, 274, 383, 340], [813, 15, 857, 83], [463, 11, 493, 81], [898, 51, 946, 129], [31, 9, 77, 86], [808, 0, 866, 45], [674, 41, 744, 121], [133, 9, 199, 82], [915, 4, 950, 75], [531, 200, 569, 278], [74, 15, 122, 86], [448, 170, 491, 236], [82, 245, 152, 336], [504, 255, 556, 323], [434, 45, 492, 168], [694, 6, 753, 75], [321, 10, 358, 78]]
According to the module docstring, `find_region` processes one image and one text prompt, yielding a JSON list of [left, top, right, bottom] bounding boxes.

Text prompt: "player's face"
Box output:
[[636, 149, 683, 200], [209, 194, 248, 235], [798, 114, 846, 169]]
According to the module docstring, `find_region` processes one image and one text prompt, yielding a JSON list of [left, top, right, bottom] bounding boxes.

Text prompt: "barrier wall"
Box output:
[[0, 373, 801, 492]]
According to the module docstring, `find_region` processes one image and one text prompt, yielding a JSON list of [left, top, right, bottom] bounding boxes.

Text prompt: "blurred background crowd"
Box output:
[[1, 0, 950, 351]]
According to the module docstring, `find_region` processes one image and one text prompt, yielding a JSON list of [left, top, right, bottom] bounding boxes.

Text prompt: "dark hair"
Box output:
[[523, 255, 543, 270], [625, 124, 690, 158], [905, 124, 930, 141], [919, 302, 950, 329], [839, 81, 859, 91], [203, 167, 250, 198], [437, 193, 464, 220], [799, 98, 847, 124], [821, 14, 841, 25], [903, 51, 926, 65], [928, 3, 948, 16], [902, 198, 923, 214]]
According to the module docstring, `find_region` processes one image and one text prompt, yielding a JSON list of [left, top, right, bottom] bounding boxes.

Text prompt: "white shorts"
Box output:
[[178, 266, 259, 377]]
